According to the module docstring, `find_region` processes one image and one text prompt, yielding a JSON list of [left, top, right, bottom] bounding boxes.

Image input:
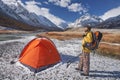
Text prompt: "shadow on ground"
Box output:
[[90, 70, 120, 78], [60, 53, 79, 63]]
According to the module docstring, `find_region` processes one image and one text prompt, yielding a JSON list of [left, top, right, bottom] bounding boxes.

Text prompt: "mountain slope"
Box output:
[[0, 0, 62, 31], [97, 15, 120, 29], [0, 7, 40, 31], [0, 0, 23, 21]]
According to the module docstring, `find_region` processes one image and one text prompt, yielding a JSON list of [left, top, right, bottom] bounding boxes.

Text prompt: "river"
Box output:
[[0, 32, 40, 41]]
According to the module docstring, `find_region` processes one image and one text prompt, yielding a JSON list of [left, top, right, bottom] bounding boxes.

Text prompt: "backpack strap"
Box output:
[[91, 31, 96, 44]]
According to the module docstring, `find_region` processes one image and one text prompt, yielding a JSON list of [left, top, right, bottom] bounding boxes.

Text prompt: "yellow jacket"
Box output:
[[82, 31, 93, 53]]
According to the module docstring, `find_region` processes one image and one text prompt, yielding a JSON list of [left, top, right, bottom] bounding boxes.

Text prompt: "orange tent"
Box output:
[[19, 37, 61, 73]]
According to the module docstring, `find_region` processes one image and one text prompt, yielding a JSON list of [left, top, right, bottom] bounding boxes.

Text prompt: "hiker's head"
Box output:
[[84, 25, 91, 32]]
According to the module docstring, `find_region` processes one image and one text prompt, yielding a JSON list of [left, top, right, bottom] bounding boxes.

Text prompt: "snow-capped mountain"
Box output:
[[0, 0, 62, 31], [69, 14, 103, 28], [0, 1, 38, 30], [0, 0, 23, 21], [97, 15, 120, 28]]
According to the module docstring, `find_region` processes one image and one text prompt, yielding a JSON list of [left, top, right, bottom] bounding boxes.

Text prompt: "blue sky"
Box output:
[[21, 0, 120, 24]]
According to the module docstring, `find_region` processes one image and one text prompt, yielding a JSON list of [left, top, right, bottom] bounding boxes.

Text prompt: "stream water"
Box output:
[[0, 32, 39, 41]]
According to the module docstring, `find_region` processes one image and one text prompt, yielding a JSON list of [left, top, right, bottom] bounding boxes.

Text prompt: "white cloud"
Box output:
[[48, 0, 87, 13], [25, 1, 66, 26], [68, 3, 86, 13], [43, 1, 49, 5], [100, 6, 120, 20], [25, 1, 41, 5], [48, 0, 71, 7]]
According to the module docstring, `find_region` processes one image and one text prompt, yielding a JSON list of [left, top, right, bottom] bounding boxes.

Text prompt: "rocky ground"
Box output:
[[0, 36, 120, 80]]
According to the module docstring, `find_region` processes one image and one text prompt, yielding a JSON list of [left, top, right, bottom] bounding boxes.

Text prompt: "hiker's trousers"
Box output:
[[78, 52, 90, 75]]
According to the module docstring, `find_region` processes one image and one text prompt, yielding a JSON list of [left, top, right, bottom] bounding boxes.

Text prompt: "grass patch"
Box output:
[[97, 43, 120, 59], [37, 30, 120, 43], [37, 31, 83, 40], [102, 33, 120, 43]]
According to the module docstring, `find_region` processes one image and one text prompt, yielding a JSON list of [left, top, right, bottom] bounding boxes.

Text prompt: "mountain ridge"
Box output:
[[96, 15, 120, 29], [69, 14, 120, 29], [69, 14, 103, 28], [0, 0, 63, 31]]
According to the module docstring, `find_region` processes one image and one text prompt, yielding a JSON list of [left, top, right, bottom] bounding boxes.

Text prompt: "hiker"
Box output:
[[76, 25, 93, 76]]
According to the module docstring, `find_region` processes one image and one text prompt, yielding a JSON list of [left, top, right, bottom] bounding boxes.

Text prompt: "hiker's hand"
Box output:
[[82, 34, 86, 37]]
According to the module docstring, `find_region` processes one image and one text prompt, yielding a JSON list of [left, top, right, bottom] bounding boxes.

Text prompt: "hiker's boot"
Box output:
[[75, 68, 83, 71], [80, 73, 89, 76]]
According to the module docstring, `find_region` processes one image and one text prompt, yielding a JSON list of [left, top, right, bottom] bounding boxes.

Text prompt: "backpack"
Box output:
[[86, 31, 103, 50], [94, 31, 103, 42]]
